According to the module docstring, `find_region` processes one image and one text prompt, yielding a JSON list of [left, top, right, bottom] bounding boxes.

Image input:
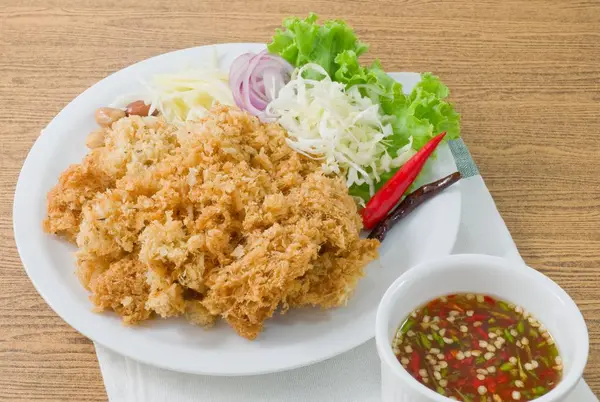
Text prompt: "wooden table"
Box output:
[[1, 0, 599, 400]]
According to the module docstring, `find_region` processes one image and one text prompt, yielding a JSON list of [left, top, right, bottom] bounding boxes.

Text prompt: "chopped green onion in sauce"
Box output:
[[392, 293, 562, 401]]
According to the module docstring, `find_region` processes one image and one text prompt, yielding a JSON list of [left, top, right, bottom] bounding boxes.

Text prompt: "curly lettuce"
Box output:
[[267, 13, 368, 79]]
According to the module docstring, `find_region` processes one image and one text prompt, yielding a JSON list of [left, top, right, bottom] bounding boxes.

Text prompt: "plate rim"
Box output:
[[13, 43, 462, 376]]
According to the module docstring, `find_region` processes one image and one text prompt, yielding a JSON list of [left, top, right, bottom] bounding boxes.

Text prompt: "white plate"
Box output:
[[13, 43, 461, 376]]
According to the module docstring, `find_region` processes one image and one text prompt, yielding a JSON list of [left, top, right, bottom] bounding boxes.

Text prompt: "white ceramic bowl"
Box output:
[[376, 254, 589, 402]]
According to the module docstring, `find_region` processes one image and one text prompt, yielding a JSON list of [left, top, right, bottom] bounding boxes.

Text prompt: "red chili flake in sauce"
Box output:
[[392, 293, 562, 401]]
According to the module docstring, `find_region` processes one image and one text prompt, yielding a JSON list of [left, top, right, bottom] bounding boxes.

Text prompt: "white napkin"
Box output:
[[96, 175, 598, 401]]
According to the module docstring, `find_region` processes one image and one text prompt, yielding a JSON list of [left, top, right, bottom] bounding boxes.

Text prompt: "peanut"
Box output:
[[125, 100, 155, 116], [95, 107, 125, 127]]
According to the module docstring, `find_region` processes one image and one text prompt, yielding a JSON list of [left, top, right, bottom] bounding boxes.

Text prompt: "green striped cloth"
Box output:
[[449, 138, 480, 178]]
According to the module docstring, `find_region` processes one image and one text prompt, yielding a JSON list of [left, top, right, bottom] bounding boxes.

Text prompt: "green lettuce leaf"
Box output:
[[335, 51, 407, 114], [334, 52, 460, 150], [399, 73, 461, 149], [267, 13, 368, 79]]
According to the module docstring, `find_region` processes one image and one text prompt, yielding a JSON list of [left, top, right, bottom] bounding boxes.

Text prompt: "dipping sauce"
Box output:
[[392, 293, 562, 401]]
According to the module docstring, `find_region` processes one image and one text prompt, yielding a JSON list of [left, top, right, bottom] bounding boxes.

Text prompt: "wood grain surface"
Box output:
[[1, 0, 599, 400]]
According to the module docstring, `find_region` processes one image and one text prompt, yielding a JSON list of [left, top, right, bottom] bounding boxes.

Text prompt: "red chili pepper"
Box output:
[[361, 132, 447, 229], [484, 296, 496, 305], [410, 351, 420, 374], [486, 379, 497, 393], [466, 314, 487, 322], [475, 327, 489, 340], [427, 300, 439, 309], [497, 374, 510, 384], [445, 351, 455, 362]]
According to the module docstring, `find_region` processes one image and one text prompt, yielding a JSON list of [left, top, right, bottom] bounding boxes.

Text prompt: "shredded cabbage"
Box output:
[[111, 50, 234, 125], [267, 63, 414, 195], [269, 14, 461, 202]]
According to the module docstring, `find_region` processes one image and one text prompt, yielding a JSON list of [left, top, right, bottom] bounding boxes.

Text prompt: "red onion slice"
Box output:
[[229, 50, 293, 119]]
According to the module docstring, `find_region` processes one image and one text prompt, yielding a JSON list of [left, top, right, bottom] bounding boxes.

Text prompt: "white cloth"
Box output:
[[96, 176, 598, 401]]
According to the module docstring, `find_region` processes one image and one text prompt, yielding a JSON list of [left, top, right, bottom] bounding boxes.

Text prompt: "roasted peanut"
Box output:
[[95, 107, 126, 127], [86, 128, 105, 149], [125, 100, 156, 116]]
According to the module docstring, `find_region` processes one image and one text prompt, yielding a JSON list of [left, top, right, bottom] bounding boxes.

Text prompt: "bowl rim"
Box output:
[[375, 253, 589, 402]]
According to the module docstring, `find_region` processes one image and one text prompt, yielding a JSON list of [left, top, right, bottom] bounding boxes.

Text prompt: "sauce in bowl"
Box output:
[[392, 293, 562, 401]]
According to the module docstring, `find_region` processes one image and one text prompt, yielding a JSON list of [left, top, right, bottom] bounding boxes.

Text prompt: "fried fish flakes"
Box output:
[[43, 105, 379, 339]]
